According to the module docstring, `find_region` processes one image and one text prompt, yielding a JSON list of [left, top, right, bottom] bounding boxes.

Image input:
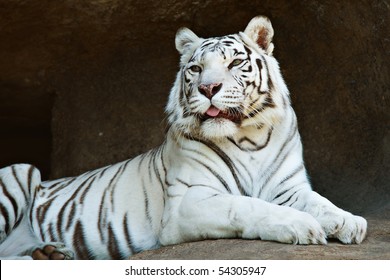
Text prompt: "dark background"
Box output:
[[0, 0, 388, 215]]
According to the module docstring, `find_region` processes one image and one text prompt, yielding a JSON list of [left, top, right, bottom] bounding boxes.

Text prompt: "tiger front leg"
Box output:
[[159, 185, 327, 246], [290, 190, 367, 244]]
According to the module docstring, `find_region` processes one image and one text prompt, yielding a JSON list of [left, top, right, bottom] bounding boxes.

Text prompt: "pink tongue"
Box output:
[[206, 106, 221, 117]]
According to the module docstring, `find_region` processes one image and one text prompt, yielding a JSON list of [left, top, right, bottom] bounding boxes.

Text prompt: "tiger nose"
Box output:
[[198, 83, 223, 99]]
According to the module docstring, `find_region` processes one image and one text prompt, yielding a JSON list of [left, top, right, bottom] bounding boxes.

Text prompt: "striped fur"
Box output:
[[0, 16, 366, 259]]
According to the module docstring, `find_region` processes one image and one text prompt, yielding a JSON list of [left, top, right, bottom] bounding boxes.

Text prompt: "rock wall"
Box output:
[[0, 0, 388, 214]]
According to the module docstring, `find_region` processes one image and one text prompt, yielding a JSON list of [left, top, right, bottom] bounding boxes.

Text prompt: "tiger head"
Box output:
[[166, 16, 290, 140]]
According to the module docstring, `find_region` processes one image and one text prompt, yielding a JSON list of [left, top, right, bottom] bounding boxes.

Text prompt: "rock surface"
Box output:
[[130, 216, 389, 260]]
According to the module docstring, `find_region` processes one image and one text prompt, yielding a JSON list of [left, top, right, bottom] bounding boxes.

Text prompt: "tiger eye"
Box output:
[[228, 59, 243, 69], [189, 65, 202, 73]]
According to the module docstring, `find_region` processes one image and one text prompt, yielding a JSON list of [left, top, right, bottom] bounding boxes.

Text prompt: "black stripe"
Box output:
[[226, 35, 238, 40], [233, 49, 245, 56], [250, 128, 272, 151], [147, 149, 157, 185], [277, 190, 300, 206], [142, 179, 153, 228], [66, 202, 77, 231], [97, 193, 106, 241], [36, 196, 57, 240], [263, 95, 276, 108], [248, 95, 260, 107], [221, 40, 235, 46], [255, 58, 268, 94], [11, 166, 28, 202], [264, 132, 298, 189], [56, 203, 67, 241], [108, 163, 129, 211], [200, 41, 214, 49], [191, 137, 249, 196], [107, 223, 124, 259], [28, 188, 38, 226], [239, 136, 256, 146], [12, 215, 23, 230], [0, 203, 10, 234], [56, 172, 98, 240], [262, 58, 274, 93], [188, 54, 196, 63], [97, 160, 128, 242], [27, 165, 36, 195], [272, 115, 297, 165], [183, 146, 218, 165], [180, 71, 187, 101], [79, 177, 97, 204], [230, 128, 272, 152], [153, 146, 166, 198], [273, 188, 289, 201], [0, 178, 19, 221], [98, 165, 111, 179], [286, 196, 299, 207], [191, 157, 232, 194], [123, 213, 136, 254], [45, 180, 65, 190], [160, 143, 170, 188], [255, 58, 263, 72], [47, 222, 56, 241], [219, 48, 227, 60], [176, 178, 191, 187], [243, 44, 252, 55], [276, 164, 304, 188], [137, 152, 149, 173], [73, 220, 91, 259], [97, 163, 126, 241], [241, 63, 252, 73], [258, 117, 298, 195], [232, 74, 245, 88], [246, 103, 266, 118], [231, 156, 252, 187], [47, 177, 77, 197], [184, 72, 191, 83]]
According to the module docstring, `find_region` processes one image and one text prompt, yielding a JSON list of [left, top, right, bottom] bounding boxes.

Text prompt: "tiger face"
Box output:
[[167, 16, 289, 139]]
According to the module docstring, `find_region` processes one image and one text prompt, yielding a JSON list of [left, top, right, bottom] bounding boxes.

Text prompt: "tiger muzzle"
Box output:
[[198, 83, 223, 99]]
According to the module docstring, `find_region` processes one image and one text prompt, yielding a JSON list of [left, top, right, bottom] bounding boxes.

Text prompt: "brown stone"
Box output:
[[130, 216, 390, 260]]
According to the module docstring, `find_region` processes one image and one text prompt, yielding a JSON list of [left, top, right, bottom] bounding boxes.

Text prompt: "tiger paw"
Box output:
[[257, 209, 327, 245], [318, 211, 367, 244], [32, 243, 74, 260], [280, 213, 327, 245]]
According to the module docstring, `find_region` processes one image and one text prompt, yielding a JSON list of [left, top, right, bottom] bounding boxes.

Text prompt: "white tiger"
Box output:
[[0, 16, 367, 260]]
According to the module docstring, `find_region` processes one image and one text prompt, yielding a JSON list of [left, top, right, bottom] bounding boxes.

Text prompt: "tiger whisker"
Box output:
[[242, 103, 282, 135]]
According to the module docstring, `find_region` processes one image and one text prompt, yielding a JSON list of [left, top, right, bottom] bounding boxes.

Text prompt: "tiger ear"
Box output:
[[175, 27, 200, 54], [244, 16, 274, 55]]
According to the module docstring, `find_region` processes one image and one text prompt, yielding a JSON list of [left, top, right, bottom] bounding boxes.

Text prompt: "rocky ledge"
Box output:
[[130, 216, 389, 260]]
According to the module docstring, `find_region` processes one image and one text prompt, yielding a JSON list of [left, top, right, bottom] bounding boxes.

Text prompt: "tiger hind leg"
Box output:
[[0, 164, 41, 244], [0, 215, 74, 260], [0, 164, 75, 260]]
